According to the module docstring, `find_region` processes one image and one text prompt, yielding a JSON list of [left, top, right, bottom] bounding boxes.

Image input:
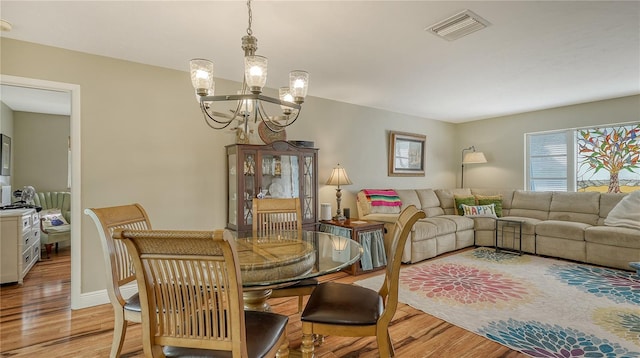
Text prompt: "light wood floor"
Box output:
[[1, 247, 527, 357]]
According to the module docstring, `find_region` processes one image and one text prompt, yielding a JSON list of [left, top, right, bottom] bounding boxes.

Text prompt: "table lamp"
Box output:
[[326, 163, 353, 221], [461, 146, 487, 188]]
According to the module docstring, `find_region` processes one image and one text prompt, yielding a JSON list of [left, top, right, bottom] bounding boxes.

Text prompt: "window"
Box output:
[[526, 123, 640, 193], [527, 131, 571, 191]]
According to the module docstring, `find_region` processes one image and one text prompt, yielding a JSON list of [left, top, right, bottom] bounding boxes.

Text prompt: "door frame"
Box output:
[[0, 74, 82, 309]]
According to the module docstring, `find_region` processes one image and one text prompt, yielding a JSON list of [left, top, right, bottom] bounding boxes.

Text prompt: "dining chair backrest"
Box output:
[[378, 205, 426, 323], [113, 229, 248, 357], [299, 205, 426, 357], [85, 204, 152, 306], [85, 203, 152, 357], [252, 198, 302, 235]]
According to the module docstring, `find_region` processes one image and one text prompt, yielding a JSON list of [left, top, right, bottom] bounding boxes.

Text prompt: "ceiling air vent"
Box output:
[[426, 10, 490, 41]]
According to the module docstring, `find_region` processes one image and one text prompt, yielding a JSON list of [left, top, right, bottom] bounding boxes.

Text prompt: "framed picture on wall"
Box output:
[[388, 131, 426, 176], [1, 134, 10, 176]]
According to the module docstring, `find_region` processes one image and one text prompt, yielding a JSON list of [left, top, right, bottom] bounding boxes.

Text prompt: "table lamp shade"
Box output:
[[326, 165, 353, 187], [326, 164, 352, 221]]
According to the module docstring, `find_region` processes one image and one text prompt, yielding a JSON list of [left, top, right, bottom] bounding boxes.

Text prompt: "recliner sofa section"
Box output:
[[356, 188, 639, 271]]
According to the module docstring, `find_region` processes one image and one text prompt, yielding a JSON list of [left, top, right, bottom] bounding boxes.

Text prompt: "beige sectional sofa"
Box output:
[[356, 188, 640, 271]]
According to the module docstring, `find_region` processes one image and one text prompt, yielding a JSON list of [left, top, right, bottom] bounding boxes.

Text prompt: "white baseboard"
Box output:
[[72, 284, 139, 310]]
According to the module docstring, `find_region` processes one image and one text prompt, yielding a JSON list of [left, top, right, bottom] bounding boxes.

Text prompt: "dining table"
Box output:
[[231, 229, 364, 311]]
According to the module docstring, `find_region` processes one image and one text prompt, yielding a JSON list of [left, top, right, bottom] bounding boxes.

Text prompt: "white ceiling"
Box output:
[[0, 84, 71, 116], [1, 1, 639, 123]]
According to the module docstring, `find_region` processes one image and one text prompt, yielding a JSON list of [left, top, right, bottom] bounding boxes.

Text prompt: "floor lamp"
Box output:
[[326, 164, 352, 221], [461, 146, 487, 188]]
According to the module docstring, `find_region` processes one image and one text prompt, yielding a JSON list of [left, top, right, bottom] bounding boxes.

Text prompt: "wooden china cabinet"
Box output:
[[226, 141, 318, 234]]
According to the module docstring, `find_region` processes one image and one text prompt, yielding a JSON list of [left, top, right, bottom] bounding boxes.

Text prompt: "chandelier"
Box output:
[[189, 0, 309, 133]]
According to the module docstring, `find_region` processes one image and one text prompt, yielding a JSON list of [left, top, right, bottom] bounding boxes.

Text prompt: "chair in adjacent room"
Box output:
[[34, 191, 71, 258], [299, 205, 426, 358], [113, 228, 289, 358], [253, 197, 318, 313], [84, 204, 151, 358]]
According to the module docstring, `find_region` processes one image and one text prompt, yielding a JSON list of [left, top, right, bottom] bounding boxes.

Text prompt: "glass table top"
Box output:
[[230, 230, 363, 287]]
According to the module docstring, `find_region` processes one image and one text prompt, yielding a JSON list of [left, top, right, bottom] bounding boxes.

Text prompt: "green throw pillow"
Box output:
[[454, 195, 476, 215], [476, 195, 503, 217]]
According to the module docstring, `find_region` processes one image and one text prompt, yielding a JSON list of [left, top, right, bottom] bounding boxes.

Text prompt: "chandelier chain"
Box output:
[[246, 0, 253, 36]]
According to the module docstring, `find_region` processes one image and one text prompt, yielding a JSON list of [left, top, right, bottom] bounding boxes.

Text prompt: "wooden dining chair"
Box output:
[[113, 228, 290, 358], [299, 205, 426, 358], [84, 204, 151, 358], [253, 198, 317, 312]]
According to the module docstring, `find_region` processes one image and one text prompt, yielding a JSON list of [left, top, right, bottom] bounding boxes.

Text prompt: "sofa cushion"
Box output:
[[598, 192, 627, 224], [453, 195, 476, 215], [396, 189, 421, 211], [509, 190, 551, 221], [471, 189, 515, 211], [434, 188, 472, 215], [472, 217, 496, 231], [416, 189, 445, 217], [475, 194, 503, 217], [442, 215, 475, 231], [500, 216, 541, 235], [412, 221, 439, 241], [536, 220, 591, 241], [548, 191, 600, 225], [604, 190, 640, 230], [423, 217, 457, 235], [585, 225, 640, 249]]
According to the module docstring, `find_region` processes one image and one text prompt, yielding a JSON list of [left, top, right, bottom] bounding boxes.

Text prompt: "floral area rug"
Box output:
[[354, 248, 640, 357]]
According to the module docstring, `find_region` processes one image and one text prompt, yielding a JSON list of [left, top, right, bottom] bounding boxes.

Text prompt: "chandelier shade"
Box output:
[[290, 70, 310, 102], [244, 55, 268, 93], [190, 0, 308, 133], [190, 59, 214, 96]]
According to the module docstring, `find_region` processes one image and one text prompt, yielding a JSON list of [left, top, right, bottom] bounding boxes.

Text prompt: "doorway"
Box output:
[[0, 74, 81, 309]]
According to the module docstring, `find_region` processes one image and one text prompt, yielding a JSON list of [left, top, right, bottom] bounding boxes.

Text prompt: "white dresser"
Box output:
[[1, 208, 41, 284]]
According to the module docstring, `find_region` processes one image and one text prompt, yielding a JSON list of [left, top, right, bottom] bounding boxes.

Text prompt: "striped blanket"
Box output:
[[363, 189, 402, 207]]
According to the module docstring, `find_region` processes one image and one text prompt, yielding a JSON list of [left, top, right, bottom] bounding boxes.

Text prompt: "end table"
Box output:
[[495, 218, 524, 255], [319, 219, 386, 275]]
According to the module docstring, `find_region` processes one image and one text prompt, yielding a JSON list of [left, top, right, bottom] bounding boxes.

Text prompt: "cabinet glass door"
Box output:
[[261, 154, 299, 199], [243, 153, 256, 225], [302, 155, 315, 220], [228, 153, 238, 226]]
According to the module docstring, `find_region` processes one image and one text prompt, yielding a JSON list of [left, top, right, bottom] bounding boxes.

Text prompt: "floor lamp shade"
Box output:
[[463, 151, 487, 164], [326, 164, 352, 220], [461, 146, 487, 188]]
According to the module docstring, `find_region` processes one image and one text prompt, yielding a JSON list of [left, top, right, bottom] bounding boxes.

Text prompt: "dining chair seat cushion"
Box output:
[[162, 311, 288, 358], [301, 282, 383, 325], [123, 292, 141, 313]]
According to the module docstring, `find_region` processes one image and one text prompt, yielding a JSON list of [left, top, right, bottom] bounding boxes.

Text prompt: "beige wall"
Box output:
[[1, 39, 458, 295], [3, 38, 638, 299], [457, 95, 640, 189], [0, 102, 13, 188], [13, 112, 70, 192]]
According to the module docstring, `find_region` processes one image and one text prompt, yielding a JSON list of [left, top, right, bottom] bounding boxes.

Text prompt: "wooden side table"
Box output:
[[319, 219, 386, 275]]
